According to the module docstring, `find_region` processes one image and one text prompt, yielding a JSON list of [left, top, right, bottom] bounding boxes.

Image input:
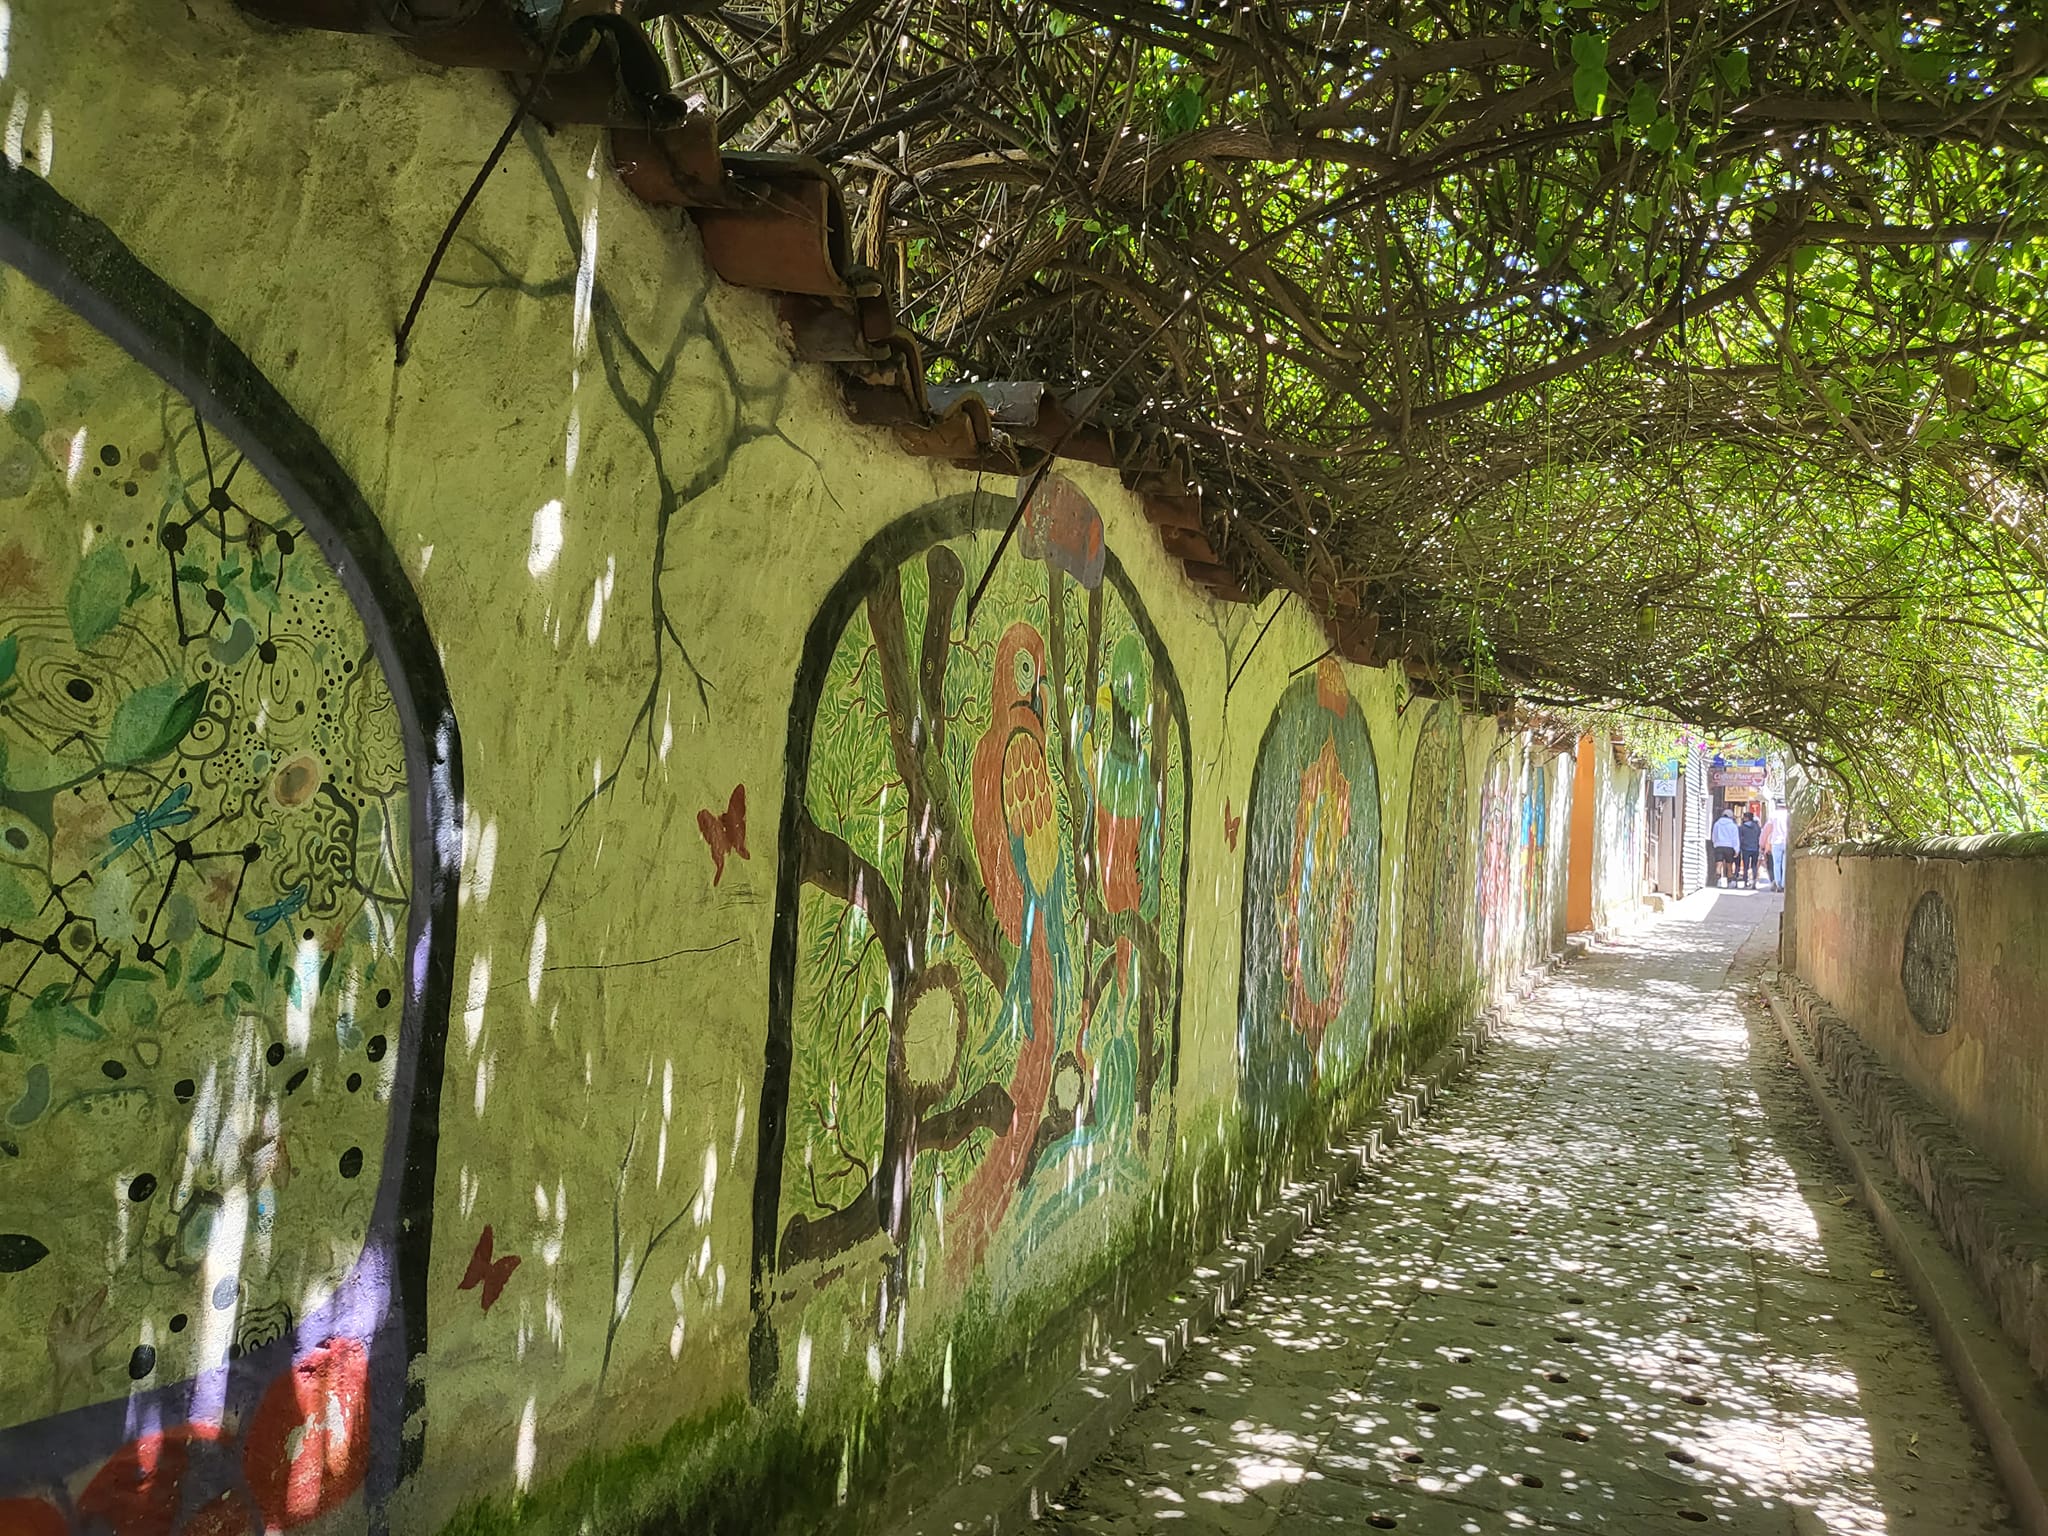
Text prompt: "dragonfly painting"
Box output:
[[246, 881, 310, 936], [100, 783, 195, 867]]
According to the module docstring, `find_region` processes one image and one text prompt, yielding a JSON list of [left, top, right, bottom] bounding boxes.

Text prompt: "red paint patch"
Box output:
[[243, 1338, 369, 1531], [77, 1427, 222, 1536], [0, 1498, 68, 1536]]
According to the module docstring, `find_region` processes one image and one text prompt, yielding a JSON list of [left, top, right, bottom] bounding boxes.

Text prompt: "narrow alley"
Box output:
[[1047, 893, 2017, 1536], [10, 8, 2048, 1533]]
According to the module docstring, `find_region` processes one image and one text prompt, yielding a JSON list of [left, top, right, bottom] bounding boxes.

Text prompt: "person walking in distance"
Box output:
[[1762, 799, 1791, 891], [1738, 809, 1763, 889], [1712, 806, 1740, 888]]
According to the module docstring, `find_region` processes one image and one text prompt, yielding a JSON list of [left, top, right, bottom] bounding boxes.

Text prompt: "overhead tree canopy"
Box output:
[[642, 0, 2048, 833]]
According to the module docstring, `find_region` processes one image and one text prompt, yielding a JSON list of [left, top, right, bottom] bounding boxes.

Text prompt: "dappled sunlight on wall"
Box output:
[[0, 7, 1633, 1528], [1401, 701, 1468, 1018]]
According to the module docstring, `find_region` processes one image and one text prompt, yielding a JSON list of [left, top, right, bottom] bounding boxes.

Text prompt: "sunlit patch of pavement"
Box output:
[[1047, 891, 2017, 1535]]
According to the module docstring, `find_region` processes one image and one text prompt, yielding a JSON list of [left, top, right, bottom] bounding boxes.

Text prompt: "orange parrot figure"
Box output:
[[950, 621, 1070, 1274]]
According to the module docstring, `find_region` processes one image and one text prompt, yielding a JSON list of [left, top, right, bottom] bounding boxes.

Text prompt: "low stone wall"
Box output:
[[1788, 838, 2048, 1213], [1775, 976, 2048, 1383]]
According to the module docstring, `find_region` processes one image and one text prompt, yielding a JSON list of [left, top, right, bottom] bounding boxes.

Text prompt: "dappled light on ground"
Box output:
[[1047, 893, 2016, 1535]]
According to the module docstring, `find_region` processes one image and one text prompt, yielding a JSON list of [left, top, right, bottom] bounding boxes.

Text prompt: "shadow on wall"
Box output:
[[0, 170, 461, 1532], [750, 483, 1191, 1424]]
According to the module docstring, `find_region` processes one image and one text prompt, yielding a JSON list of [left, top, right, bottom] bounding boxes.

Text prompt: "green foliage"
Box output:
[[102, 678, 205, 766], [66, 543, 130, 650], [651, 0, 2048, 834]]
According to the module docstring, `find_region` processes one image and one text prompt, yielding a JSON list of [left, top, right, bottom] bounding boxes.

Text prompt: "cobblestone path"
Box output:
[[1048, 890, 2017, 1535]]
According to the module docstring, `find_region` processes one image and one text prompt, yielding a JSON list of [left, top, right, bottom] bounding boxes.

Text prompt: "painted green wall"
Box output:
[[0, 6, 1612, 1532]]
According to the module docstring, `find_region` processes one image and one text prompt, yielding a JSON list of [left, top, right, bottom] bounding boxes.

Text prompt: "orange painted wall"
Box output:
[[1567, 736, 1597, 931]]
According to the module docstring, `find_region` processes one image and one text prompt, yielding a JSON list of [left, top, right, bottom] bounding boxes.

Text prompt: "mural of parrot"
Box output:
[[1091, 632, 1157, 986], [952, 621, 1071, 1273]]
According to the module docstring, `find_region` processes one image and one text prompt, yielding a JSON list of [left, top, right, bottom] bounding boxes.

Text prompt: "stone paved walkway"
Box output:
[[1048, 890, 2017, 1535]]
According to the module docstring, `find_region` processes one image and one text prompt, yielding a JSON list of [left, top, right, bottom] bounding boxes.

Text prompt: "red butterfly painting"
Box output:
[[699, 784, 750, 884], [1224, 799, 1242, 851], [458, 1225, 521, 1312]]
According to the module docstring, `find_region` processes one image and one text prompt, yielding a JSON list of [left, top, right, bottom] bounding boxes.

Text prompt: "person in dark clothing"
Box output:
[[1738, 811, 1763, 888]]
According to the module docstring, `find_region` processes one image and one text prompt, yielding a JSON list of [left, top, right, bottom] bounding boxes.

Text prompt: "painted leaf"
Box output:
[[0, 1231, 49, 1271], [0, 730, 96, 794], [25, 997, 105, 1044], [0, 631, 16, 687], [0, 866, 38, 923], [59, 1006, 106, 1041], [67, 542, 132, 651], [88, 958, 118, 1016], [104, 679, 207, 766]]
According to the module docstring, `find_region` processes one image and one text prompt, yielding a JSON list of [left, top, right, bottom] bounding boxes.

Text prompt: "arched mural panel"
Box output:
[[1475, 749, 1518, 983], [1401, 701, 1466, 1015], [1519, 758, 1552, 970], [751, 479, 1190, 1399], [1237, 659, 1380, 1147], [0, 173, 455, 1532]]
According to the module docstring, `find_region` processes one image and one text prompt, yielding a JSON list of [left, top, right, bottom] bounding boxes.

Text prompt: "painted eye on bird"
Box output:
[[1013, 648, 1035, 696]]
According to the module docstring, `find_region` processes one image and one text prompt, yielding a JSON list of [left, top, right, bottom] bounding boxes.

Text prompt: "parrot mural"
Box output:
[[1093, 632, 1158, 934], [765, 495, 1190, 1355], [952, 621, 1072, 1272]]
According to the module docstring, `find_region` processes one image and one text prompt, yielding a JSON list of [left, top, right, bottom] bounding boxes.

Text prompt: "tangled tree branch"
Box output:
[[634, 0, 2048, 832]]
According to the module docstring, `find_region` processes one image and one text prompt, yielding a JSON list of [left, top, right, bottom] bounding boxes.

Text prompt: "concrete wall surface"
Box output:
[[0, 6, 1627, 1533], [1589, 747, 1648, 932], [1567, 737, 1646, 934], [1790, 842, 2048, 1212]]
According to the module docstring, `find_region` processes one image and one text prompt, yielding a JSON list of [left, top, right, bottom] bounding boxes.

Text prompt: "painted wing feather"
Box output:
[[1003, 730, 1060, 897], [973, 730, 1025, 942]]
